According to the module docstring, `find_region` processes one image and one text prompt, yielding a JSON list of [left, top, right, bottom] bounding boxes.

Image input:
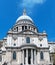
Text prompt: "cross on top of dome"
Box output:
[[23, 9, 26, 15]]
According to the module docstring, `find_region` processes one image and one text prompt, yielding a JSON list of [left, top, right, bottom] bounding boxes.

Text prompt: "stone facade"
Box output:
[[0, 9, 55, 65]]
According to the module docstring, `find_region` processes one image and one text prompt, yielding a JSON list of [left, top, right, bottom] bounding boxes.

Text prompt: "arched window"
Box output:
[[26, 37, 30, 43], [40, 51, 44, 60], [16, 27, 18, 32], [13, 51, 16, 60], [25, 26, 27, 29], [22, 26, 24, 31]]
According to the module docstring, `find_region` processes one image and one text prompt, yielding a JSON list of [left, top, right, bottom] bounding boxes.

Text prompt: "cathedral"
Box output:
[[0, 9, 55, 65]]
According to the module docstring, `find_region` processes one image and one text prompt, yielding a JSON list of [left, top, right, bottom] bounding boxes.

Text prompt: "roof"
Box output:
[[16, 15, 33, 22], [48, 42, 55, 44], [16, 9, 33, 22]]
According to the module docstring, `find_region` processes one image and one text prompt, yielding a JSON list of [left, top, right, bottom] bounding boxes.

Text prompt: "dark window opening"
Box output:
[[28, 49, 31, 64], [34, 28, 35, 31], [25, 26, 27, 29], [14, 43, 16, 46], [16, 27, 18, 32], [22, 26, 24, 31], [26, 37, 30, 43], [40, 51, 44, 60], [40, 44, 42, 47], [13, 51, 16, 60]]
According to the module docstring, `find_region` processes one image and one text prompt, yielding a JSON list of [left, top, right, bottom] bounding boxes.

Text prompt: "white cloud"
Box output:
[[19, 0, 46, 15], [21, 0, 46, 8]]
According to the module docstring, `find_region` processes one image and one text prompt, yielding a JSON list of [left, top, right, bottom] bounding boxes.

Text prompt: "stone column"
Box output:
[[22, 50, 24, 65], [31, 49, 33, 65], [34, 50, 36, 65], [26, 49, 28, 65]]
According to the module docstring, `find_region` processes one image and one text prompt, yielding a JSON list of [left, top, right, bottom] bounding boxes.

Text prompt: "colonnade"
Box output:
[[22, 49, 37, 65]]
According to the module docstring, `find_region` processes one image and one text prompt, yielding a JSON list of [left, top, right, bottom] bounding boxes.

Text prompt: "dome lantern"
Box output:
[[23, 9, 26, 15]]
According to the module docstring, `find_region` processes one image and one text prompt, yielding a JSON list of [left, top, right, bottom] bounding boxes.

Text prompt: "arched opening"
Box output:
[[16, 27, 18, 32], [25, 26, 27, 29], [40, 51, 44, 60], [13, 51, 16, 60], [22, 26, 24, 31], [26, 37, 30, 43]]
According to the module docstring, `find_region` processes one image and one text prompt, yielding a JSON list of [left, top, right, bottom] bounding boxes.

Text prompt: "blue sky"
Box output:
[[0, 0, 55, 41]]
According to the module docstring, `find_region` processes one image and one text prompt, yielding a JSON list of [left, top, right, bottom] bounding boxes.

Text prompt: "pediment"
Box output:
[[19, 29, 37, 35]]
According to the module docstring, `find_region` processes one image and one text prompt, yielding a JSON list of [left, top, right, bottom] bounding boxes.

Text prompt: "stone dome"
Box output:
[[16, 15, 33, 22], [16, 9, 33, 23]]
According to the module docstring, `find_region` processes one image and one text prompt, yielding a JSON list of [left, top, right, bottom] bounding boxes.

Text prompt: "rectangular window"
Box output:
[[13, 51, 16, 60], [40, 51, 44, 60], [26, 37, 30, 43], [22, 26, 24, 31], [25, 26, 27, 29]]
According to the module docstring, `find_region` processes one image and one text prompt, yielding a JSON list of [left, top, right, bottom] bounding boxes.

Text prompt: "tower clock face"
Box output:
[[13, 35, 17, 40]]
